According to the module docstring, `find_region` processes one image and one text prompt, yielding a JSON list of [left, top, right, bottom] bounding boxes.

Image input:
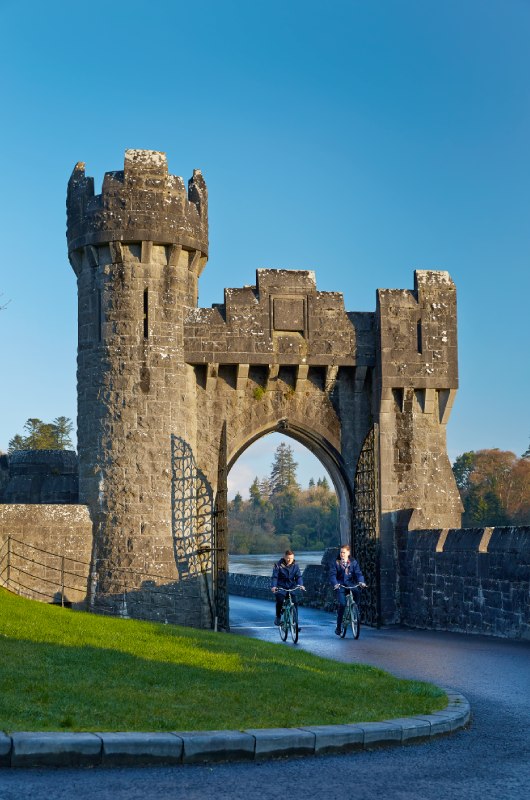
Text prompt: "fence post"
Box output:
[[61, 556, 65, 607], [122, 581, 128, 617], [6, 536, 11, 590]]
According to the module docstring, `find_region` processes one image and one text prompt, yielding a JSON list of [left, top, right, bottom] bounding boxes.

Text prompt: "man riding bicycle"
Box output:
[[330, 544, 366, 635], [271, 549, 305, 625]]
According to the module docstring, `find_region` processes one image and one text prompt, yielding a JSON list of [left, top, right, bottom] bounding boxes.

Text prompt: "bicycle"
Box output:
[[337, 583, 363, 639], [275, 586, 303, 643]]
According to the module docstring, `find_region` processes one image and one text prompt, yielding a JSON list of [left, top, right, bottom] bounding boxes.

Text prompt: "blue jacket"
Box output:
[[329, 557, 364, 588], [271, 558, 303, 590]]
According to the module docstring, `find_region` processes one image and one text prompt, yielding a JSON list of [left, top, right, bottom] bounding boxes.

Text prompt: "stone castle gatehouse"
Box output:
[[65, 149, 463, 629]]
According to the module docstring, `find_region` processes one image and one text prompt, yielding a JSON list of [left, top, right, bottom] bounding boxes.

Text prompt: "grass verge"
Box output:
[[0, 588, 446, 732]]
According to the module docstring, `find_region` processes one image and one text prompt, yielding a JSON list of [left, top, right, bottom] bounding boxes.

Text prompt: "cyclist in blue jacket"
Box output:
[[330, 544, 366, 635], [271, 549, 305, 625]]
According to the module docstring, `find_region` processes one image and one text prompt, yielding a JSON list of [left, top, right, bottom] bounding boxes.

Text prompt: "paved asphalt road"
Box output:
[[1, 597, 529, 800]]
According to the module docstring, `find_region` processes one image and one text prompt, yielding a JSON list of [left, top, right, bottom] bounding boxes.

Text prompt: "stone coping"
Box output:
[[0, 692, 470, 768]]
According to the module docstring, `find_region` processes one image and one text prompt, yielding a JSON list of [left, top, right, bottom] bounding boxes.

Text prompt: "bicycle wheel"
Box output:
[[340, 607, 349, 638], [289, 605, 299, 643], [350, 602, 360, 639], [280, 608, 289, 641]]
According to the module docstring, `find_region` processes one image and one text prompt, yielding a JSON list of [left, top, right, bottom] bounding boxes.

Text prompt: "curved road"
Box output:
[[1, 597, 529, 800]]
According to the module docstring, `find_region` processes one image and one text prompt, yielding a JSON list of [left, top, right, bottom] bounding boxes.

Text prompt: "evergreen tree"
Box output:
[[270, 442, 299, 494], [8, 434, 25, 452], [249, 478, 262, 508], [464, 486, 509, 527], [231, 492, 243, 513], [452, 452, 476, 492], [258, 477, 271, 499], [8, 417, 74, 453], [271, 486, 297, 536], [53, 416, 74, 449]]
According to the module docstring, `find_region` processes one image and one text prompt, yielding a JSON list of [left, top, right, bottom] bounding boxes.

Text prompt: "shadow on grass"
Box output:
[[0, 633, 445, 734]]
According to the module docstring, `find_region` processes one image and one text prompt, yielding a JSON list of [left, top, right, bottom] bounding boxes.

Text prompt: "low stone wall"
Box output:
[[228, 551, 337, 611], [0, 450, 79, 504], [228, 573, 273, 601], [0, 505, 211, 626], [0, 504, 92, 606], [399, 526, 530, 639]]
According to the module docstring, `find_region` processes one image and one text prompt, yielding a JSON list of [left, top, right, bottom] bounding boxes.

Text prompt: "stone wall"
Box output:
[[398, 527, 530, 639], [0, 505, 92, 606], [0, 505, 209, 626], [228, 573, 272, 601], [0, 455, 8, 499], [228, 549, 338, 612], [0, 451, 79, 504], [228, 570, 333, 610]]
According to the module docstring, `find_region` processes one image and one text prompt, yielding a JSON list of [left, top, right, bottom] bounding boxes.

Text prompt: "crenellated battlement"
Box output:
[[66, 149, 208, 259], [183, 268, 373, 367]]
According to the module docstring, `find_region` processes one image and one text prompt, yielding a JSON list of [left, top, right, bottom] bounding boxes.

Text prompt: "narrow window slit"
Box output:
[[416, 320, 423, 354], [97, 289, 102, 342], [143, 288, 149, 339]]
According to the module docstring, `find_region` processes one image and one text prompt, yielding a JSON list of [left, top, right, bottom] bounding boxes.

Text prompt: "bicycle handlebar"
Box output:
[[337, 583, 366, 589], [274, 586, 305, 594]]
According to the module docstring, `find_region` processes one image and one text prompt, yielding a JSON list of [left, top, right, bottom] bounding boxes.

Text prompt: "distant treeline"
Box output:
[[228, 440, 530, 555]]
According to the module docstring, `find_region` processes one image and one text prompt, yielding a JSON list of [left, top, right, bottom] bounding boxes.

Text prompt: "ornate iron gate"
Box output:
[[214, 422, 230, 631], [171, 435, 214, 623], [352, 423, 380, 626]]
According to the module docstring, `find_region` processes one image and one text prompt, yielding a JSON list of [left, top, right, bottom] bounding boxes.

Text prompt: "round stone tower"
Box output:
[[66, 149, 209, 623]]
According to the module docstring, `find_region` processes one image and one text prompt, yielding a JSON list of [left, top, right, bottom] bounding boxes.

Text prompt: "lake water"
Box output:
[[228, 551, 324, 576]]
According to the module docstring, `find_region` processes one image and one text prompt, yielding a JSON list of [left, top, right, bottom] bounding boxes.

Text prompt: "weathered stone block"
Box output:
[[244, 727, 315, 759], [10, 732, 102, 768], [178, 730, 255, 763], [298, 724, 364, 754], [99, 732, 183, 765]]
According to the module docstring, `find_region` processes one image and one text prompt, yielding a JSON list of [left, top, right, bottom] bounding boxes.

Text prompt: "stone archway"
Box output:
[[213, 421, 355, 632]]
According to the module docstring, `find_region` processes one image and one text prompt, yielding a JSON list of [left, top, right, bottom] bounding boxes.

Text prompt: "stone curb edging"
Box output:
[[0, 693, 470, 768]]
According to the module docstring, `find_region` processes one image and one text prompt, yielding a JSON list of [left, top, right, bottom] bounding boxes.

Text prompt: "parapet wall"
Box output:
[[0, 451, 79, 504], [398, 527, 530, 639], [185, 268, 375, 367], [67, 149, 208, 258]]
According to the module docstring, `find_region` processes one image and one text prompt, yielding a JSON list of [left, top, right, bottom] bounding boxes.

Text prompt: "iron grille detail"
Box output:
[[352, 423, 380, 626], [171, 435, 214, 623], [214, 422, 230, 631]]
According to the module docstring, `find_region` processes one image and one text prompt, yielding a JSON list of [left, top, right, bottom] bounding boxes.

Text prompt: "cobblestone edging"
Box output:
[[0, 692, 470, 768]]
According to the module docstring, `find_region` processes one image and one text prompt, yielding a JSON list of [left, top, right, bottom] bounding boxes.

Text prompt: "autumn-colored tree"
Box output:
[[452, 448, 530, 526]]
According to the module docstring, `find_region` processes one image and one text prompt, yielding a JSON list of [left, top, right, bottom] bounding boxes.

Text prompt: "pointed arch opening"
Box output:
[[225, 425, 352, 578]]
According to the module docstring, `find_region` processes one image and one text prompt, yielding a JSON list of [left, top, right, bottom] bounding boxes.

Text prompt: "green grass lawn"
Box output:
[[0, 588, 446, 732]]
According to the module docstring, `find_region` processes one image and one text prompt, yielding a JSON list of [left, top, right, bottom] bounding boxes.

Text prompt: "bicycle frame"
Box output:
[[337, 584, 362, 639], [275, 587, 302, 644]]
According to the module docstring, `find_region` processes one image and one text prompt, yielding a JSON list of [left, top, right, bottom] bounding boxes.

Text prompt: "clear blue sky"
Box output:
[[1, 0, 529, 498]]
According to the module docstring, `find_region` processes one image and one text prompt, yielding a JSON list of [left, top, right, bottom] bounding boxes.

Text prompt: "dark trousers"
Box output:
[[336, 586, 360, 627], [275, 592, 298, 618]]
